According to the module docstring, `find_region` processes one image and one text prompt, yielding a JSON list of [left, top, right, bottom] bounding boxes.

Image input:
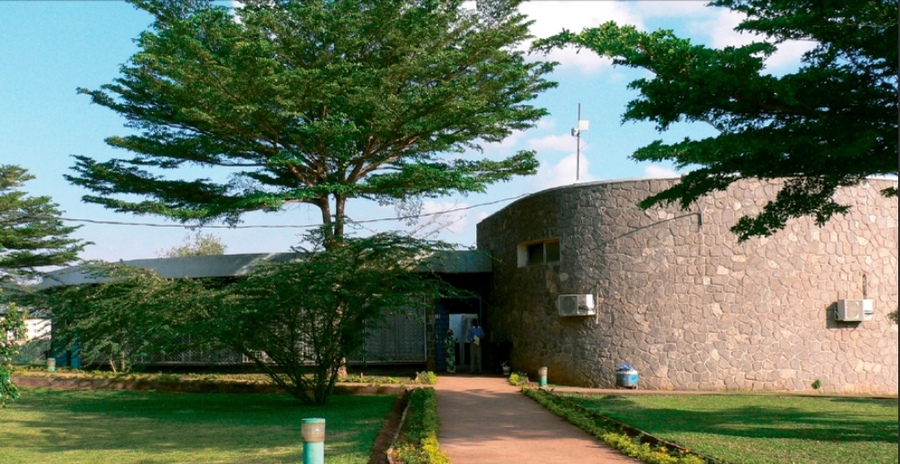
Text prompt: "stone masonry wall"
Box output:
[[476, 178, 898, 393]]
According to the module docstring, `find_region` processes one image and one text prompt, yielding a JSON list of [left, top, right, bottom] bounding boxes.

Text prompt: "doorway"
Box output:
[[435, 297, 481, 372]]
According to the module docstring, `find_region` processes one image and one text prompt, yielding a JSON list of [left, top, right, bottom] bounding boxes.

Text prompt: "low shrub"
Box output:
[[509, 371, 529, 387], [415, 371, 438, 385], [391, 388, 449, 464], [523, 388, 708, 464], [154, 373, 181, 383]]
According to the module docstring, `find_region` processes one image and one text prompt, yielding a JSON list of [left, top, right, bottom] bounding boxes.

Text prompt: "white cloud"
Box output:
[[521, 1, 645, 39], [632, 1, 716, 21], [481, 118, 559, 154], [765, 39, 817, 72], [643, 165, 679, 179], [536, 117, 557, 131], [691, 9, 753, 49], [517, 1, 644, 74], [688, 8, 815, 73], [527, 133, 575, 153], [535, 153, 595, 190]]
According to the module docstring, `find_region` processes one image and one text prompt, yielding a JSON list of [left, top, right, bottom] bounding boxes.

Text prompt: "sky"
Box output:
[[0, 1, 815, 262]]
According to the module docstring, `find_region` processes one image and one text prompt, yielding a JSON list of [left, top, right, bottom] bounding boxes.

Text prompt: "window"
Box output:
[[527, 243, 544, 264], [517, 238, 561, 267]]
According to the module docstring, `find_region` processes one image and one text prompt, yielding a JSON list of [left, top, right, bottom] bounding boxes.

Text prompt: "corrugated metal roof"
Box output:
[[40, 250, 490, 288]]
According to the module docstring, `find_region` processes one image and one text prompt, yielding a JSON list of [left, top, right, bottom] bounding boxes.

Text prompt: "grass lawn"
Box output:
[[562, 393, 898, 464], [0, 387, 396, 464]]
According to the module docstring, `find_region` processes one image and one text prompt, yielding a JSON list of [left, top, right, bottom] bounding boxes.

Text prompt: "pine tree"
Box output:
[[68, 0, 555, 244], [536, 0, 898, 240], [0, 165, 85, 280]]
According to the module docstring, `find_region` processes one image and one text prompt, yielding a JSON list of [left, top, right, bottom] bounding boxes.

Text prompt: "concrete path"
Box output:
[[435, 375, 639, 464]]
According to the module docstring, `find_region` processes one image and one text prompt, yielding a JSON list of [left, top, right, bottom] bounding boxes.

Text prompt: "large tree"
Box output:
[[0, 164, 84, 407], [205, 230, 458, 404], [68, 0, 555, 243], [536, 0, 897, 241], [0, 165, 85, 281]]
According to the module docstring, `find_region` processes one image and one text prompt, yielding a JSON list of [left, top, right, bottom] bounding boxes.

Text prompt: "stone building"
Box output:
[[42, 177, 898, 393], [476, 177, 898, 393]]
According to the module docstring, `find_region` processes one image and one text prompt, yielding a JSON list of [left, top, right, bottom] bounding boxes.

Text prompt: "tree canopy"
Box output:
[[43, 262, 208, 373], [68, 0, 555, 242], [0, 165, 86, 281], [203, 230, 459, 404], [156, 231, 226, 258], [536, 0, 898, 241], [0, 301, 26, 408]]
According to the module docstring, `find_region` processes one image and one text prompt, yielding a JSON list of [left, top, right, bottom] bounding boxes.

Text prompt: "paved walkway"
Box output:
[[435, 375, 639, 464]]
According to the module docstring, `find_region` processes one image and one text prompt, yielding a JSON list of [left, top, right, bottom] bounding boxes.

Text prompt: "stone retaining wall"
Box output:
[[476, 178, 898, 393]]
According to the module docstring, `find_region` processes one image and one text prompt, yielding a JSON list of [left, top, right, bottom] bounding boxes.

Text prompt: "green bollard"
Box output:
[[302, 418, 325, 464], [538, 366, 548, 387]]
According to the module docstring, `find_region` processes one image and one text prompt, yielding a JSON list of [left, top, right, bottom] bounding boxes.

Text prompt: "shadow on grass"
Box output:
[[827, 396, 900, 407], [4, 387, 395, 462], [568, 394, 898, 444]]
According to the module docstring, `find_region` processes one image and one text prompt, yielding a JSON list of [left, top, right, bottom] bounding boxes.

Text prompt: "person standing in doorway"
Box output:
[[466, 318, 485, 374]]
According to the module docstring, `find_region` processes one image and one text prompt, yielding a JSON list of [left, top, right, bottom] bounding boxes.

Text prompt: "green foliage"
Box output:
[[415, 371, 438, 385], [41, 262, 210, 373], [152, 373, 181, 383], [155, 231, 226, 258], [0, 165, 85, 281], [202, 230, 461, 404], [523, 388, 708, 464], [535, 0, 898, 241], [0, 301, 26, 407], [508, 371, 529, 386], [811, 378, 822, 390], [392, 388, 449, 464], [68, 0, 555, 240], [889, 308, 898, 324], [10, 338, 50, 365]]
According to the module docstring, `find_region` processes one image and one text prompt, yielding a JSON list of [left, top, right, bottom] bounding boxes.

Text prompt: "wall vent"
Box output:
[[558, 294, 595, 317], [835, 299, 873, 322]]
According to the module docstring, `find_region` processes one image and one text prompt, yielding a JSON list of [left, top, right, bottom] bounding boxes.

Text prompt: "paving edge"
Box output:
[[385, 391, 413, 464], [538, 389, 726, 464]]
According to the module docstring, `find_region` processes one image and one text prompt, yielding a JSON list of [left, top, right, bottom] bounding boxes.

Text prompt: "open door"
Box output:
[[435, 297, 481, 373]]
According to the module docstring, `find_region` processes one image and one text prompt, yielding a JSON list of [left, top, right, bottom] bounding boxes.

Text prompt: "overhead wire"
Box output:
[[52, 193, 531, 229]]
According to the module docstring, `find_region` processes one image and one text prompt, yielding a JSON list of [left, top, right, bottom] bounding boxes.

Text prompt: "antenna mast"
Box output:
[[571, 103, 589, 182]]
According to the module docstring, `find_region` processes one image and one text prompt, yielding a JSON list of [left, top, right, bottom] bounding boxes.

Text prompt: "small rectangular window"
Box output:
[[528, 243, 544, 265], [517, 238, 561, 267], [545, 240, 560, 262]]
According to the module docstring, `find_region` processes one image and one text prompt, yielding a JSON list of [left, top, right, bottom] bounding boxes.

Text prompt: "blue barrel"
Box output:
[[616, 369, 638, 389]]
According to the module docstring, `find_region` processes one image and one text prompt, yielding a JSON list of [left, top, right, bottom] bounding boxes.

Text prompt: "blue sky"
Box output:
[[0, 1, 813, 262]]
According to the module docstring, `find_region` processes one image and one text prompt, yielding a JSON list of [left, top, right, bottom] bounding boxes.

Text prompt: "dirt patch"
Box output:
[[368, 390, 409, 464]]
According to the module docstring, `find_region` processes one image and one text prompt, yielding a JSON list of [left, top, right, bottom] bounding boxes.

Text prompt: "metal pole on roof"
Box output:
[[576, 103, 581, 182], [572, 104, 589, 182]]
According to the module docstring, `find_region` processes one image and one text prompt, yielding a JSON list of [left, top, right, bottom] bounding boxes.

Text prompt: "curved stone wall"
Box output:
[[476, 178, 898, 393]]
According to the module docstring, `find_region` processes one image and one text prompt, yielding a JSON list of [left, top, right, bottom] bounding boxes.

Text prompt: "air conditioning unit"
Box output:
[[835, 299, 873, 322], [558, 294, 595, 317]]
